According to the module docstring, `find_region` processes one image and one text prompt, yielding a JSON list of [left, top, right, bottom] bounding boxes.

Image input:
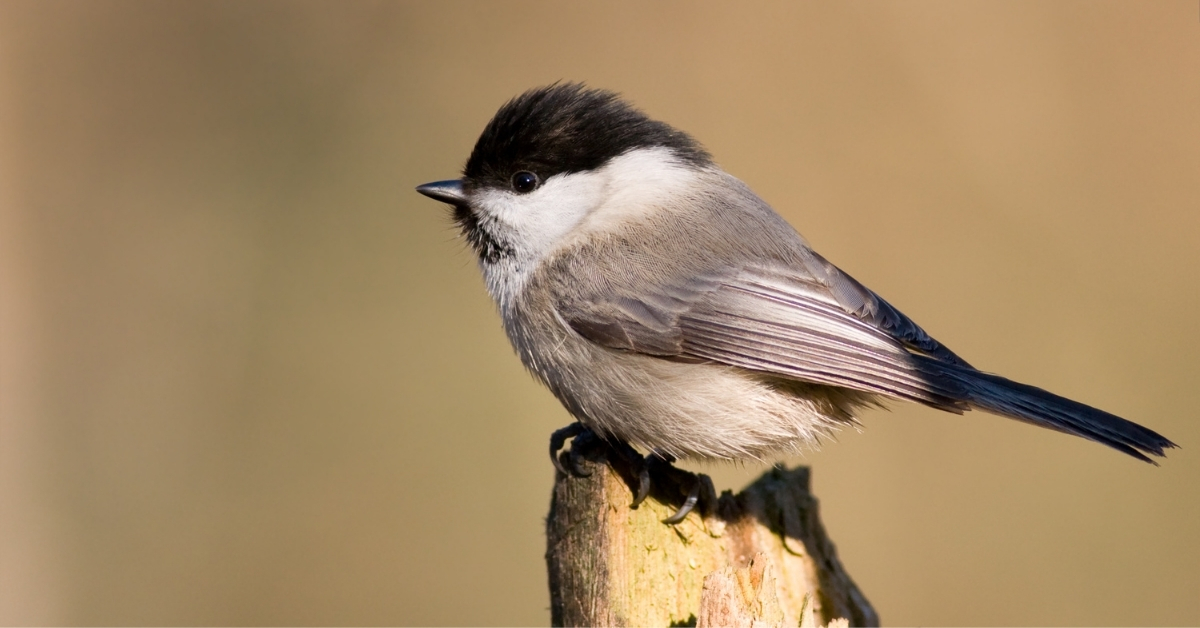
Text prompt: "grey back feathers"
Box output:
[[431, 83, 1176, 463]]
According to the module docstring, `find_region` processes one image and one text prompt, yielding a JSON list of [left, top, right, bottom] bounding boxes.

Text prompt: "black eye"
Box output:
[[511, 171, 539, 194]]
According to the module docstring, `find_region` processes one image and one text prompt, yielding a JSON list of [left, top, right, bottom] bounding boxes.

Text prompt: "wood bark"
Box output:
[[546, 443, 878, 627]]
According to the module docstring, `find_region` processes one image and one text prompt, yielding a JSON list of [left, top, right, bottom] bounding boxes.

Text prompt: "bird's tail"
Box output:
[[944, 368, 1177, 463]]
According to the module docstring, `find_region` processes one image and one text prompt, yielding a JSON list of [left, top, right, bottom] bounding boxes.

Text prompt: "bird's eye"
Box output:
[[511, 171, 540, 194]]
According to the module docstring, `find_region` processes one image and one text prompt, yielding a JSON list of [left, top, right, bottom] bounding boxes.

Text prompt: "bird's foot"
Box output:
[[549, 422, 597, 477], [549, 423, 717, 526]]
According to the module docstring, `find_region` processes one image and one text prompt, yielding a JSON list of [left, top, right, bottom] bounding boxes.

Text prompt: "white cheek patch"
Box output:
[[473, 171, 608, 262], [471, 147, 703, 305], [576, 147, 701, 234]]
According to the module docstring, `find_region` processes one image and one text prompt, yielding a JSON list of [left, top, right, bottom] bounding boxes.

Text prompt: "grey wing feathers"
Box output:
[[801, 250, 971, 367], [560, 267, 972, 411], [556, 277, 721, 356], [557, 264, 1176, 462], [562, 296, 682, 356], [679, 273, 971, 410]]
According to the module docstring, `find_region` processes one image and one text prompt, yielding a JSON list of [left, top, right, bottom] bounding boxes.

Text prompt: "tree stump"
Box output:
[[545, 443, 878, 627]]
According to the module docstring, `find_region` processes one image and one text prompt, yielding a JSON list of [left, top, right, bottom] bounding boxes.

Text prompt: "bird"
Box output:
[[416, 83, 1175, 520]]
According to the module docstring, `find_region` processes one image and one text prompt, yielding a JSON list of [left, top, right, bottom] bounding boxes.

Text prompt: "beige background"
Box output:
[[1, 1, 1198, 625]]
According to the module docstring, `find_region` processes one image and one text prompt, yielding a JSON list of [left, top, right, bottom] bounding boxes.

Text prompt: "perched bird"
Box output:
[[417, 84, 1174, 517]]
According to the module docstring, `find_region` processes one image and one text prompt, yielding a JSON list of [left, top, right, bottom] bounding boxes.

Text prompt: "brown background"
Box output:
[[1, 1, 1198, 625]]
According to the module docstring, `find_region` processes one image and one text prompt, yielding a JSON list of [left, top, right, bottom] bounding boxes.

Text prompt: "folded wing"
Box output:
[[559, 265, 971, 411]]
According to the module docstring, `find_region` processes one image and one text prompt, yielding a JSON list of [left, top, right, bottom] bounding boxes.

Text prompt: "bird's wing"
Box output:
[[795, 250, 971, 367], [556, 264, 971, 410]]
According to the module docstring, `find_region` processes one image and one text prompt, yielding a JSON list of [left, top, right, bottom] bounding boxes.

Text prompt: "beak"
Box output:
[[416, 179, 466, 205]]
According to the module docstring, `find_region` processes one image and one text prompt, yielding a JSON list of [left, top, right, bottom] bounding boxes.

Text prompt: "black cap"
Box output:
[[463, 83, 711, 190]]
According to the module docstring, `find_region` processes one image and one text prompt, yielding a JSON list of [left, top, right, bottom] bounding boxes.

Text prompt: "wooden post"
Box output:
[[546, 443, 878, 627]]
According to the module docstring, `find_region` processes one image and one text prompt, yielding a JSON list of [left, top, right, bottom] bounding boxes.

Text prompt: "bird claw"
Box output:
[[656, 457, 717, 525], [662, 476, 701, 524], [549, 422, 590, 476], [632, 464, 651, 508], [567, 430, 596, 477], [608, 440, 651, 508]]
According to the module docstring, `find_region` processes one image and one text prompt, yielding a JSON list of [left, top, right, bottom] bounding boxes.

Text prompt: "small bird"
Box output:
[[417, 84, 1174, 515]]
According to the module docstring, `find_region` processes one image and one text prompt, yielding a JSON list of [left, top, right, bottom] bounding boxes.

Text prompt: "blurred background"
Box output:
[[1, 1, 1197, 625]]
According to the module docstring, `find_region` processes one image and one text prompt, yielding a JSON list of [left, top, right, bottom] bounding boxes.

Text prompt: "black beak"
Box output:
[[416, 179, 466, 205]]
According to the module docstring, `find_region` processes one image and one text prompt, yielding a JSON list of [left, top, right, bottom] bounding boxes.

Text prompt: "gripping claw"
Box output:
[[631, 463, 651, 509], [549, 423, 587, 476], [606, 439, 652, 508], [566, 429, 596, 477], [662, 476, 701, 525]]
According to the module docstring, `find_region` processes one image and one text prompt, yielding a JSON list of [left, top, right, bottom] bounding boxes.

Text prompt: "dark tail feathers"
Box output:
[[947, 368, 1177, 463]]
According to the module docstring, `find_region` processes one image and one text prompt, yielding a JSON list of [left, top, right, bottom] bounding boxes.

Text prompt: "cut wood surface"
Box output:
[[545, 442, 878, 627]]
